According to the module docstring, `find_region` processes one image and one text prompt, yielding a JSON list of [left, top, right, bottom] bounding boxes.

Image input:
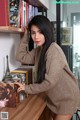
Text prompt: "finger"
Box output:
[[14, 82, 21, 86], [17, 87, 24, 92], [17, 89, 20, 92], [24, 26, 27, 31], [17, 87, 21, 92]]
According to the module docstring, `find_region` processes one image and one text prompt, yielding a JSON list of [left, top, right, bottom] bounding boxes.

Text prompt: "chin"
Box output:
[[37, 43, 43, 46], [37, 44, 42, 47]]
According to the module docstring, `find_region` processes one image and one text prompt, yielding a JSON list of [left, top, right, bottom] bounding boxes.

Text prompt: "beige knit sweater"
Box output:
[[16, 32, 80, 114]]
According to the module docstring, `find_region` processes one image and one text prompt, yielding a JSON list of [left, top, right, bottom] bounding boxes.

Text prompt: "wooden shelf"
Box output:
[[28, 0, 47, 9], [0, 26, 24, 33]]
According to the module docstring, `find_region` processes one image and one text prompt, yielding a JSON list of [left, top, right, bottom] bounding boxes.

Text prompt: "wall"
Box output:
[[63, 4, 80, 26], [47, 0, 63, 21], [68, 4, 80, 26], [39, 0, 49, 9], [47, 0, 56, 21], [0, 33, 21, 80]]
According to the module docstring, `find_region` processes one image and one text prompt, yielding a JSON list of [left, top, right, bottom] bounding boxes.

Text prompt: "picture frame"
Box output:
[[11, 70, 28, 85], [18, 65, 35, 83], [61, 27, 72, 45]]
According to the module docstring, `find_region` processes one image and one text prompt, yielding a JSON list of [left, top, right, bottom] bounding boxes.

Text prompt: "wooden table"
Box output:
[[0, 93, 47, 120]]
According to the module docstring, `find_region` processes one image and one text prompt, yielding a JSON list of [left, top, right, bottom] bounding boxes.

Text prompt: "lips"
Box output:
[[35, 41, 40, 44]]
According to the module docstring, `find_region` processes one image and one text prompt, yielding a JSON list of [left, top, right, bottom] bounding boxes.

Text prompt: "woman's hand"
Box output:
[[22, 25, 28, 32], [14, 82, 26, 93], [21, 26, 30, 43]]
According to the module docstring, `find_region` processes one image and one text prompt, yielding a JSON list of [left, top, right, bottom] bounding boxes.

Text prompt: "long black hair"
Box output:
[[28, 15, 55, 83]]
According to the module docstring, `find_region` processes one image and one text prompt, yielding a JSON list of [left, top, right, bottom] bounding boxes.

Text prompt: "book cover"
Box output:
[[20, 0, 27, 28], [17, 65, 35, 83], [0, 82, 18, 108], [0, 0, 9, 26], [28, 4, 33, 21], [34, 7, 38, 16], [9, 0, 21, 27], [16, 67, 33, 84], [26, 2, 29, 24], [11, 69, 29, 97]]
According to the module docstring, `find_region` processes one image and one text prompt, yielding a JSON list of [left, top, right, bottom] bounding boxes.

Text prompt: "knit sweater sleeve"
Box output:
[[25, 44, 65, 94], [16, 31, 36, 64]]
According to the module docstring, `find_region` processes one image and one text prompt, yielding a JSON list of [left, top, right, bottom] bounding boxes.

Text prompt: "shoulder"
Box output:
[[46, 42, 64, 56], [46, 42, 67, 62]]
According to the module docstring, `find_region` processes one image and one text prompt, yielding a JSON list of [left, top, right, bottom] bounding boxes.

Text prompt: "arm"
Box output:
[[16, 31, 36, 64]]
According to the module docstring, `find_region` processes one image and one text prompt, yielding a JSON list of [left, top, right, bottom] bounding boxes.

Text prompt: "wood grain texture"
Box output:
[[0, 93, 46, 120]]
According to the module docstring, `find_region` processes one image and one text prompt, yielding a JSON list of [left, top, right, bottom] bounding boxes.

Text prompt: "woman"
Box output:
[[16, 15, 80, 120]]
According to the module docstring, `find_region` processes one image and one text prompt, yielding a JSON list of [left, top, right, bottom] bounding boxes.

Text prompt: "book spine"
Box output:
[[28, 5, 33, 21], [23, 1, 27, 26], [0, 0, 9, 26], [6, 0, 10, 26], [17, 0, 22, 28], [26, 2, 29, 24], [34, 7, 38, 16], [20, 0, 27, 28]]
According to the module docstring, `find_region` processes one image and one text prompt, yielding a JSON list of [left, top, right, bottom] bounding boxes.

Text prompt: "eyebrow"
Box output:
[[31, 29, 41, 32]]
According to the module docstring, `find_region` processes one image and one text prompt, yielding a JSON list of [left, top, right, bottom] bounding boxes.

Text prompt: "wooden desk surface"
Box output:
[[0, 93, 46, 120]]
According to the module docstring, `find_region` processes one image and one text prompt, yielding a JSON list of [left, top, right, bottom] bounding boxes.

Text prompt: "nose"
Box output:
[[35, 33, 39, 38]]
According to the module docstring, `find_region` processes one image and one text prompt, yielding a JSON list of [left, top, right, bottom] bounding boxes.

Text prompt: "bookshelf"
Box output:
[[0, 0, 48, 33], [28, 0, 48, 9], [0, 26, 24, 33]]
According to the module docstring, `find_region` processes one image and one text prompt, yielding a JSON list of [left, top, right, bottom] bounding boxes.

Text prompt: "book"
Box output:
[[28, 4, 33, 21], [34, 7, 38, 16], [26, 2, 29, 24], [0, 82, 19, 108], [0, 0, 9, 26], [16, 67, 33, 84], [0, 0, 24, 27], [20, 0, 27, 28], [11, 69, 29, 97], [18, 65, 35, 83], [9, 0, 21, 27]]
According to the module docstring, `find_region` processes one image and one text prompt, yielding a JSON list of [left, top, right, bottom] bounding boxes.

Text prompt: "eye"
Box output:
[[31, 31, 35, 35], [38, 30, 42, 34]]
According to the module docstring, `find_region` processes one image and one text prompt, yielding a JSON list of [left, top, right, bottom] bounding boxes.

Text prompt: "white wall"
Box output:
[[47, 0, 56, 21], [0, 33, 21, 80], [62, 4, 80, 26], [39, 0, 49, 9], [67, 4, 80, 26], [47, 0, 63, 22]]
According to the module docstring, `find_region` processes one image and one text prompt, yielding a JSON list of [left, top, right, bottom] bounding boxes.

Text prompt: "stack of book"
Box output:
[[0, 0, 38, 28]]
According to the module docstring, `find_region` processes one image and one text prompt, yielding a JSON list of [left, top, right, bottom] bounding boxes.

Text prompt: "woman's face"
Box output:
[[31, 25, 45, 46]]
